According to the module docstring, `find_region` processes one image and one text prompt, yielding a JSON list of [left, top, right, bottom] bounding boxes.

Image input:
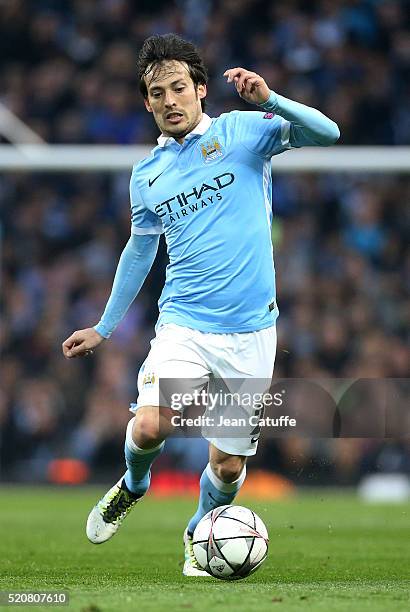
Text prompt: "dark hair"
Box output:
[[137, 34, 208, 110]]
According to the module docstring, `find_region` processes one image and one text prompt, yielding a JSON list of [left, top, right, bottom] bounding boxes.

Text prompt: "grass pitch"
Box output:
[[1, 487, 409, 611]]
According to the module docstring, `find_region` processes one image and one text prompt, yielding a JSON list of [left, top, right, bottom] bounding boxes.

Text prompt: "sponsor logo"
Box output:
[[200, 137, 224, 163], [154, 172, 235, 224]]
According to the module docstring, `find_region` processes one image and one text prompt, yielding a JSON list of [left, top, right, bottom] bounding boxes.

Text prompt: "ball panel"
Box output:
[[211, 516, 257, 540], [249, 537, 268, 566], [219, 505, 255, 526], [192, 517, 212, 543], [218, 537, 252, 568], [234, 549, 253, 578], [211, 505, 231, 520], [208, 555, 234, 577], [192, 541, 208, 569], [254, 513, 269, 540]]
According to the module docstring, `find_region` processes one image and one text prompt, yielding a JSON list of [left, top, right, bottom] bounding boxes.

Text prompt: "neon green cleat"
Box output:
[[182, 528, 210, 577], [86, 478, 141, 544]]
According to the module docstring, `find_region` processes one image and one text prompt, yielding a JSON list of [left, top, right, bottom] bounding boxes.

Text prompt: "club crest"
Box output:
[[199, 137, 224, 163], [142, 372, 156, 387]]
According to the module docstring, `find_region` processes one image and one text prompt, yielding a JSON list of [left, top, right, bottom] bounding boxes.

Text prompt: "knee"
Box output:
[[133, 409, 162, 447], [211, 456, 246, 483]]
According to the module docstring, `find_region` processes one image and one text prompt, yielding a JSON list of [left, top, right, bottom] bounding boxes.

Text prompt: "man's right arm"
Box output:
[[62, 233, 159, 358], [94, 232, 159, 338]]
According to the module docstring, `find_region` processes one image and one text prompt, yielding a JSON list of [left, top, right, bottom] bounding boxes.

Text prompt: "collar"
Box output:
[[157, 113, 212, 147]]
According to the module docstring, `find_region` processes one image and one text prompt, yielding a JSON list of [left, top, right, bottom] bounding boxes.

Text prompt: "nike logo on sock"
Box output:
[[208, 492, 219, 504], [148, 171, 165, 187]]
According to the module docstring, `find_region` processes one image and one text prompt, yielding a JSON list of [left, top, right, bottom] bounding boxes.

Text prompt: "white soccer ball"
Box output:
[[192, 505, 269, 580]]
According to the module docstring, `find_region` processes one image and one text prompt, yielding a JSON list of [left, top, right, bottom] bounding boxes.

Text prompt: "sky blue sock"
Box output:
[[123, 418, 165, 497], [187, 463, 246, 535]]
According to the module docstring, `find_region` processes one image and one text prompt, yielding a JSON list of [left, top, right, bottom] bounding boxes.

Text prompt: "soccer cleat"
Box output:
[[86, 478, 141, 544], [182, 528, 210, 577]]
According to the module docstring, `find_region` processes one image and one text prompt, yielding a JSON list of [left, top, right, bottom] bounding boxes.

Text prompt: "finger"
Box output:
[[224, 67, 245, 83], [62, 341, 73, 354], [237, 72, 258, 92], [62, 338, 78, 357], [66, 341, 87, 358], [244, 76, 262, 94], [62, 330, 85, 348], [63, 345, 72, 357], [62, 334, 77, 349], [235, 73, 250, 92]]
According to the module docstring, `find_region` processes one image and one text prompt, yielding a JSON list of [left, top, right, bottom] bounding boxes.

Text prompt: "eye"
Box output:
[[175, 87, 185, 93], [151, 92, 161, 98]]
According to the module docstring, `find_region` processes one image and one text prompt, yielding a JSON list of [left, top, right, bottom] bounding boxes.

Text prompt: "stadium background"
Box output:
[[0, 0, 409, 494]]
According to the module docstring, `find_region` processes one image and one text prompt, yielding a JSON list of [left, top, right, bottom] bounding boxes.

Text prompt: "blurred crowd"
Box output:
[[1, 0, 409, 485], [0, 0, 409, 145]]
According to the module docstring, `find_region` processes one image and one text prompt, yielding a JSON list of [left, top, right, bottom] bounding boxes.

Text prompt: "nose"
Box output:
[[164, 90, 177, 107]]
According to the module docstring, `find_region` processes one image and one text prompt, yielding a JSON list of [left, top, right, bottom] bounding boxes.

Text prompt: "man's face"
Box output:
[[144, 60, 207, 141]]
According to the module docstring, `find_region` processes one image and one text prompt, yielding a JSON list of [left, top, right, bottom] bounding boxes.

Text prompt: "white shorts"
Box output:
[[131, 323, 277, 456]]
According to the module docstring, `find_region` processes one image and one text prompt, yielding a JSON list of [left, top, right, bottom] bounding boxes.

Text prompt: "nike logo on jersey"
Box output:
[[149, 171, 165, 187]]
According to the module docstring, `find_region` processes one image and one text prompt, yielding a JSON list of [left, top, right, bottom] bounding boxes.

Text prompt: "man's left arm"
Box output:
[[224, 67, 340, 147], [260, 90, 340, 147]]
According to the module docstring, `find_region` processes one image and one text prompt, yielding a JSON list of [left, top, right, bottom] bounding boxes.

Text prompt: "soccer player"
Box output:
[[62, 34, 339, 576]]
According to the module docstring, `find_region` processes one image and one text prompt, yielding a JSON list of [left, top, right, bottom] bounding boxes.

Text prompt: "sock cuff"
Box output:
[[205, 462, 247, 493], [125, 417, 165, 455]]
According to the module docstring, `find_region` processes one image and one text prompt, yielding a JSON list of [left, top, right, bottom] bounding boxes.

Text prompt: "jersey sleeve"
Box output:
[[130, 169, 164, 235], [233, 111, 292, 159]]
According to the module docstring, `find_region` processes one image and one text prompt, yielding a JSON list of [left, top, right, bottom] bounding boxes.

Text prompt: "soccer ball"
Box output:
[[192, 505, 269, 580]]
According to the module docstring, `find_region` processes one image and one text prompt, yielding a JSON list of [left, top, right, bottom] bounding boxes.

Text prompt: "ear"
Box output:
[[144, 98, 153, 113], [197, 84, 207, 100]]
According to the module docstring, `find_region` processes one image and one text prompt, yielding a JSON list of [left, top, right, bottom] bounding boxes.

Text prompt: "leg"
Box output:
[[126, 323, 210, 496], [124, 405, 175, 496], [87, 323, 210, 546], [133, 405, 176, 448], [184, 326, 276, 574], [183, 444, 247, 576], [86, 405, 175, 544], [188, 324, 277, 530], [209, 444, 247, 483], [187, 443, 247, 536]]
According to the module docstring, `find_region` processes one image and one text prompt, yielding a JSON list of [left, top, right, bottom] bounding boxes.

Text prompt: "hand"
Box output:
[[62, 327, 105, 359], [224, 67, 271, 106]]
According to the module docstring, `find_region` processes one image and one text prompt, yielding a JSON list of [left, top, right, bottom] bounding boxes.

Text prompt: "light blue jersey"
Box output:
[[94, 92, 339, 339], [130, 111, 290, 333]]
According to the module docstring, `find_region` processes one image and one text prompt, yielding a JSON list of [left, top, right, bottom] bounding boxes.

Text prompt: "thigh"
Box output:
[[132, 324, 211, 413], [229, 324, 277, 380], [202, 325, 277, 456]]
